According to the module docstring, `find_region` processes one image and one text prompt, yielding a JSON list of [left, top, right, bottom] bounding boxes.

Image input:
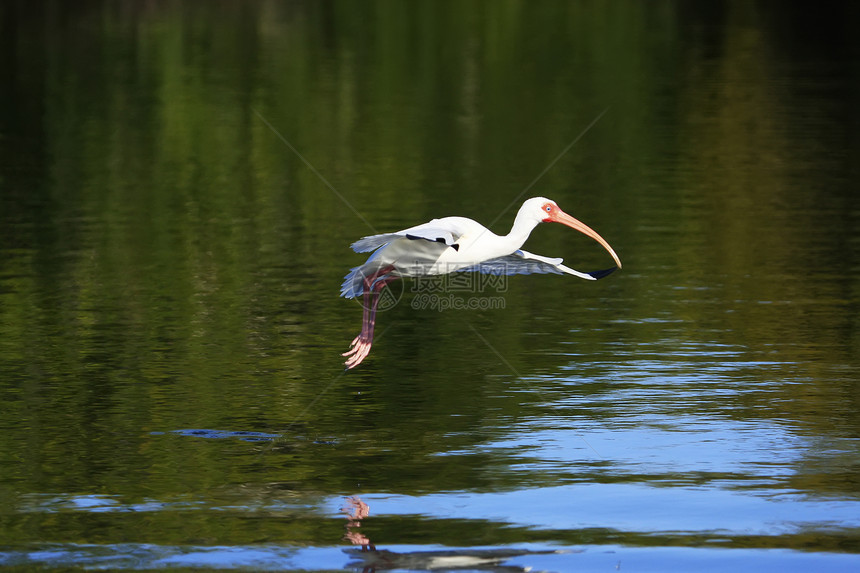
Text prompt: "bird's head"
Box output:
[[523, 197, 622, 269]]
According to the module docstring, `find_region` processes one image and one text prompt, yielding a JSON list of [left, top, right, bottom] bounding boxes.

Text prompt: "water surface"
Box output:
[[1, 1, 859, 571]]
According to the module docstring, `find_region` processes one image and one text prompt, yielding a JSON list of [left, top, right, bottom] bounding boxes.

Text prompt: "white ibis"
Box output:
[[341, 197, 622, 369]]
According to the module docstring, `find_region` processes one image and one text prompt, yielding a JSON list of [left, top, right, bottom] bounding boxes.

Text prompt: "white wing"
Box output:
[[458, 249, 617, 281], [350, 219, 464, 253], [350, 233, 405, 253]]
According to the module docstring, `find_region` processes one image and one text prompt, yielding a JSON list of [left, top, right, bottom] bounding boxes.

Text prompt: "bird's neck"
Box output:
[[501, 211, 541, 252]]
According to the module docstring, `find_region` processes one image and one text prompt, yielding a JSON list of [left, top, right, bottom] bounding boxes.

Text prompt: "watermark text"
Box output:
[[411, 294, 506, 312]]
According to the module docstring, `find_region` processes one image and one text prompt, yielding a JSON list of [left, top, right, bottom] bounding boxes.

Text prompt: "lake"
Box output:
[[1, 1, 859, 571]]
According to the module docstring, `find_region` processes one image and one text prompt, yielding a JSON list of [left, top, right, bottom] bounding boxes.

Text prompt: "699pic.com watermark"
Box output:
[[411, 293, 505, 311], [409, 270, 507, 312]]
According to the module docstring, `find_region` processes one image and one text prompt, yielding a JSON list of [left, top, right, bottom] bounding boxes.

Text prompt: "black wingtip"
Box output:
[[405, 234, 459, 251], [587, 266, 618, 280]]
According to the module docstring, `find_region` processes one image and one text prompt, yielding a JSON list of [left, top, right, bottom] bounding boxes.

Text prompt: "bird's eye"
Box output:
[[545, 205, 552, 212]]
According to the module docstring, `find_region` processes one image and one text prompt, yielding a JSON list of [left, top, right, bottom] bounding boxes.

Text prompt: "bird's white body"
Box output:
[[340, 197, 621, 368], [347, 216, 515, 283], [342, 198, 616, 299]]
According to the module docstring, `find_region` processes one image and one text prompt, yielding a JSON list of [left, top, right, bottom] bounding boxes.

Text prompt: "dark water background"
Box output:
[[1, 1, 859, 571]]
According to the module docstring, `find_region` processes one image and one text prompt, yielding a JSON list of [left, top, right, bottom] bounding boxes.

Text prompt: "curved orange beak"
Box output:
[[549, 208, 622, 269]]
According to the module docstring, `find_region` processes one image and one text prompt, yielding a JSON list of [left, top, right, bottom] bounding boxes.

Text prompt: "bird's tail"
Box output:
[[340, 266, 365, 299]]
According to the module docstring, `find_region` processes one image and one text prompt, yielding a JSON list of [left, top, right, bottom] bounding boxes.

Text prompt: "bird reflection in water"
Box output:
[[343, 496, 376, 552], [341, 495, 573, 572]]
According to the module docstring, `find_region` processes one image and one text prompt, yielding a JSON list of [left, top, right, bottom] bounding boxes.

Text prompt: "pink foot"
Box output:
[[342, 267, 395, 369], [343, 337, 372, 369]]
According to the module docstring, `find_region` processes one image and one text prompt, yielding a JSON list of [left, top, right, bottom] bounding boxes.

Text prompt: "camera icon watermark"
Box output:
[[350, 267, 405, 312]]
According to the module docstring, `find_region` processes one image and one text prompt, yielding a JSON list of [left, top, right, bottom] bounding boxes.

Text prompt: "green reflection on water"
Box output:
[[0, 0, 858, 557]]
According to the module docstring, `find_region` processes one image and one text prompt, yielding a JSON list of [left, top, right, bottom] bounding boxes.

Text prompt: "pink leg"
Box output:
[[343, 267, 396, 369]]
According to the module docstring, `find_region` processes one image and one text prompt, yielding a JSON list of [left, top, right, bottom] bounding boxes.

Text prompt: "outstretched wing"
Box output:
[[350, 233, 406, 253], [403, 226, 459, 250], [458, 249, 617, 281], [350, 219, 462, 253]]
